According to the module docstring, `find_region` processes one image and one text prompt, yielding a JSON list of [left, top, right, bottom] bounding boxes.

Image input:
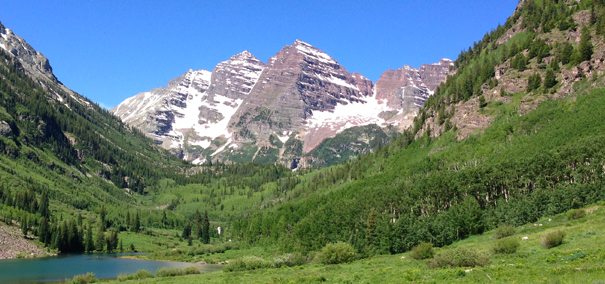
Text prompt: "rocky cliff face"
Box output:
[[0, 22, 56, 83], [375, 59, 453, 114], [112, 40, 453, 166]]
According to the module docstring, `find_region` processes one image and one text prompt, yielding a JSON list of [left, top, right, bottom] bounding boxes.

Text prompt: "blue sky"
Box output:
[[1, 1, 518, 109]]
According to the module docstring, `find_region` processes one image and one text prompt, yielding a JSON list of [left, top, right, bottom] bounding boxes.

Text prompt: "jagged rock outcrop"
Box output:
[[376, 59, 453, 111]]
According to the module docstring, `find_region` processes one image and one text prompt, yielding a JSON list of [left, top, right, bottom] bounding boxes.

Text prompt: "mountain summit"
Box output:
[[112, 40, 453, 167]]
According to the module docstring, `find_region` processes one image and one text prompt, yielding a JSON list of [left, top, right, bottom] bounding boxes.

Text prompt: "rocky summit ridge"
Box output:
[[112, 40, 453, 167]]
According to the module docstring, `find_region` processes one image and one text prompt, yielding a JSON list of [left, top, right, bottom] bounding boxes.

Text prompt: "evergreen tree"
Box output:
[[478, 96, 487, 108], [544, 69, 557, 89], [126, 211, 131, 229], [39, 217, 50, 245], [119, 239, 123, 252], [86, 222, 94, 253], [20, 214, 28, 238], [560, 43, 574, 65], [131, 212, 140, 232], [99, 205, 106, 232], [39, 191, 50, 218], [579, 25, 593, 62], [365, 208, 379, 255], [182, 222, 191, 239], [202, 211, 210, 244], [95, 222, 105, 251]]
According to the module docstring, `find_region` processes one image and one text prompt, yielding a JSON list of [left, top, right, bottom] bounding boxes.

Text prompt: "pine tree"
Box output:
[[365, 208, 378, 255], [119, 239, 123, 252], [39, 217, 49, 245], [21, 214, 28, 238], [99, 205, 106, 232], [95, 222, 105, 251], [86, 222, 94, 253], [39, 191, 50, 218], [182, 222, 191, 239], [579, 25, 593, 62], [544, 69, 557, 89], [131, 212, 140, 232], [478, 96, 487, 108], [126, 211, 131, 229], [202, 211, 210, 244]]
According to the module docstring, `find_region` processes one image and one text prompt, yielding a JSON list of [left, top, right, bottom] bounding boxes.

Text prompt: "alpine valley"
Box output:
[[3, 0, 605, 283], [111, 40, 453, 168]]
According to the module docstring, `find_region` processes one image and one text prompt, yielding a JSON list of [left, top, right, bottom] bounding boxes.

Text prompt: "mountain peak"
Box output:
[[293, 39, 312, 46]]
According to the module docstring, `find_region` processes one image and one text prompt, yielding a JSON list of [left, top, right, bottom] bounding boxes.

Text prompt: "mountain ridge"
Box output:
[[112, 39, 453, 167]]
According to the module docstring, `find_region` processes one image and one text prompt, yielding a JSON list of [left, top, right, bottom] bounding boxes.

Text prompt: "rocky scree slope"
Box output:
[[113, 40, 453, 168]]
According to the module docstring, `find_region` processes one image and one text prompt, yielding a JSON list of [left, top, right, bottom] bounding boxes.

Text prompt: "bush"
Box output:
[[223, 256, 272, 272], [494, 225, 515, 239], [410, 242, 434, 260], [566, 209, 586, 220], [542, 230, 566, 249], [117, 269, 154, 282], [427, 247, 490, 269], [66, 273, 97, 284], [314, 242, 357, 265], [183, 266, 201, 275], [223, 253, 309, 272], [155, 267, 185, 277], [492, 237, 520, 254]]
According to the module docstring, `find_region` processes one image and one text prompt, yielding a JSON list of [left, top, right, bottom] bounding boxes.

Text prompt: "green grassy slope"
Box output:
[[106, 204, 605, 284]]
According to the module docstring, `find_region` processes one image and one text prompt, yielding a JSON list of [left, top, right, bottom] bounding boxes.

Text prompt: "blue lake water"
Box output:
[[0, 253, 222, 283]]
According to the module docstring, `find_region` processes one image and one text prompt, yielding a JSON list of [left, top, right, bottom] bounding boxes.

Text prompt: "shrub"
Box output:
[[155, 267, 185, 277], [314, 242, 357, 265], [410, 242, 434, 260], [223, 256, 272, 272], [117, 270, 154, 282], [183, 266, 201, 275], [223, 253, 309, 272], [542, 230, 566, 249], [566, 209, 586, 220], [66, 273, 97, 284], [494, 225, 515, 239], [492, 237, 520, 254], [427, 247, 490, 269]]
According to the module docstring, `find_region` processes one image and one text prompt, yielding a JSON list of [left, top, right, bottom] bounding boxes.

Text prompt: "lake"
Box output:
[[0, 253, 222, 283]]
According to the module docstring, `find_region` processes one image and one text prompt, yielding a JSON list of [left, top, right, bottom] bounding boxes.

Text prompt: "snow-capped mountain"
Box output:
[[112, 40, 453, 167], [111, 51, 265, 161]]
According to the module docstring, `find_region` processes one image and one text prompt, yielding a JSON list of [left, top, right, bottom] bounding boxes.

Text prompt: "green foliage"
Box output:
[[315, 242, 357, 265], [65, 273, 97, 284], [117, 269, 154, 282], [566, 209, 586, 220], [155, 267, 186, 277], [492, 237, 520, 254], [183, 266, 201, 275], [579, 25, 594, 62], [542, 230, 566, 249], [478, 96, 487, 108], [427, 247, 489, 269], [527, 73, 542, 92], [410, 242, 434, 260], [223, 253, 307, 272], [494, 225, 516, 239], [544, 69, 558, 89]]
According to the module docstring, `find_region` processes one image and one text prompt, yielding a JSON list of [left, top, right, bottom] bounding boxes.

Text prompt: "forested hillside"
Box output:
[[220, 0, 605, 257]]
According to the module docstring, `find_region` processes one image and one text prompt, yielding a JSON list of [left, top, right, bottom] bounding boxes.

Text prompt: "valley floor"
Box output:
[[105, 203, 605, 284]]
